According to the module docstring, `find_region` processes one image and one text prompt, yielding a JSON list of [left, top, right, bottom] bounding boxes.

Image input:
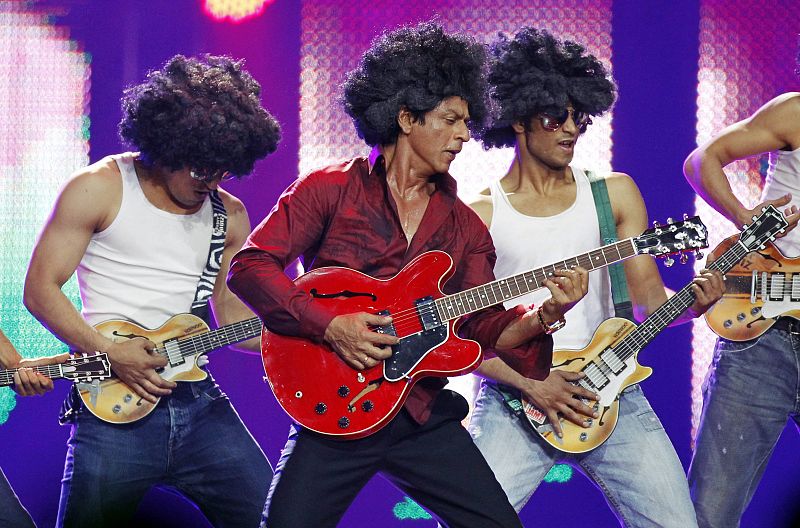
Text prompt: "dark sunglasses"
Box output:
[[190, 168, 234, 183], [538, 108, 593, 134]]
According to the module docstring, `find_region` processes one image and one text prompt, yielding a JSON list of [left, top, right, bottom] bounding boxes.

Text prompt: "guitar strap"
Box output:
[[189, 191, 228, 325], [496, 169, 633, 426], [586, 170, 634, 321]]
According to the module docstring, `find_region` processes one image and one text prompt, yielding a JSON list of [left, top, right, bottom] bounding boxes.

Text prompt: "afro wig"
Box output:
[[342, 21, 488, 146], [481, 27, 616, 149], [119, 54, 281, 177]]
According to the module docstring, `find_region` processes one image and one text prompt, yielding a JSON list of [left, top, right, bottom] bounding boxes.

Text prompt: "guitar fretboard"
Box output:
[[154, 317, 262, 362], [435, 239, 637, 321], [613, 240, 752, 360], [0, 364, 65, 387]]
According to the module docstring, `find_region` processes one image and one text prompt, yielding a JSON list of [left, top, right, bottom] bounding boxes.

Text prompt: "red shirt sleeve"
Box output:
[[227, 171, 339, 342], [454, 213, 553, 379]]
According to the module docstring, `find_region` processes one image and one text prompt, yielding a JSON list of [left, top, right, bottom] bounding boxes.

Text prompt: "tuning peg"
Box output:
[[680, 253, 689, 264], [666, 217, 674, 224], [695, 249, 704, 259], [683, 213, 689, 220], [653, 220, 661, 228], [663, 256, 675, 267]]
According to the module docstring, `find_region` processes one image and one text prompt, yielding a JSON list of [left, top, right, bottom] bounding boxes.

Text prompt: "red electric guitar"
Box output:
[[262, 216, 707, 438]]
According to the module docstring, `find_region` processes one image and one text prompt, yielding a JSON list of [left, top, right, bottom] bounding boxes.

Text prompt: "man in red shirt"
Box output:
[[229, 22, 588, 527]]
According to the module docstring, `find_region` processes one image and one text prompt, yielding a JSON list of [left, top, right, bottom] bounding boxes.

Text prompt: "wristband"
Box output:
[[537, 305, 565, 334]]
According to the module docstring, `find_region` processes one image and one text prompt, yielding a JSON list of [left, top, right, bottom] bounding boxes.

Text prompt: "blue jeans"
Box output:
[[56, 378, 271, 528], [0, 467, 35, 527], [470, 382, 698, 528], [689, 323, 800, 528]]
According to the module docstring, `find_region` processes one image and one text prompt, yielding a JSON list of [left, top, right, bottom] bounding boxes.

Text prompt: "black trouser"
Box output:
[[263, 389, 522, 528]]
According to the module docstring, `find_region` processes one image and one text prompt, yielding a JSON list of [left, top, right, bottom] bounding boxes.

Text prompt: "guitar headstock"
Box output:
[[633, 214, 709, 266], [64, 353, 112, 383], [738, 204, 789, 251]]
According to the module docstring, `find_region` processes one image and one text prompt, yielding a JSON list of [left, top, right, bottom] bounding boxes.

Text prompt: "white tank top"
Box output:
[[76, 153, 213, 328], [489, 167, 614, 350], [761, 146, 800, 257]]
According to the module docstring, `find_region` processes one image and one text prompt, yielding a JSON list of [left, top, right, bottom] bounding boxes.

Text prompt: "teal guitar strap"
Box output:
[[586, 170, 634, 321]]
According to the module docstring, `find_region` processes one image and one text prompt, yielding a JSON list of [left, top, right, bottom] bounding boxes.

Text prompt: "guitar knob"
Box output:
[[723, 319, 733, 328], [361, 400, 374, 412], [338, 417, 350, 429], [680, 253, 689, 264], [113, 405, 122, 414], [315, 402, 327, 414], [736, 313, 746, 321], [579, 432, 588, 441], [337, 385, 350, 397], [663, 256, 675, 267], [751, 307, 761, 315]]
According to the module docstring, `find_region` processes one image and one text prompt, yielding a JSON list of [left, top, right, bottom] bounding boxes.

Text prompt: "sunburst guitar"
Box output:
[[522, 205, 788, 453], [704, 234, 800, 341], [79, 314, 262, 423], [263, 215, 708, 439]]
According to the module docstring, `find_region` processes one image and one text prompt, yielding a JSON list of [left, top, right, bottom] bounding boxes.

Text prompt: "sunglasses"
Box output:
[[537, 108, 593, 134], [190, 168, 234, 183]]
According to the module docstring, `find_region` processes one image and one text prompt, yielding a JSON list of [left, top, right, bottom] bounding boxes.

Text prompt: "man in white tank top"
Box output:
[[684, 86, 800, 527], [23, 54, 281, 527], [467, 27, 724, 527]]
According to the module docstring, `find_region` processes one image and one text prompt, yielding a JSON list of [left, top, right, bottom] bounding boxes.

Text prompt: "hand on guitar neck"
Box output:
[[11, 353, 71, 396], [323, 312, 398, 371], [104, 337, 175, 403]]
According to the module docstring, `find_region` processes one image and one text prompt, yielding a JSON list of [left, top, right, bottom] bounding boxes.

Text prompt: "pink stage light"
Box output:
[[203, 0, 272, 23]]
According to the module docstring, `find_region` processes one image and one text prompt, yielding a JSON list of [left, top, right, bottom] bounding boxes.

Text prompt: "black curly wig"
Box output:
[[480, 27, 616, 149], [119, 54, 281, 177], [342, 22, 488, 147]]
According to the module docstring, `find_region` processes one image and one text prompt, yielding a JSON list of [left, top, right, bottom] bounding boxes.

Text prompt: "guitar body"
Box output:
[[527, 318, 652, 453], [262, 251, 482, 439], [79, 314, 210, 424], [705, 235, 800, 341]]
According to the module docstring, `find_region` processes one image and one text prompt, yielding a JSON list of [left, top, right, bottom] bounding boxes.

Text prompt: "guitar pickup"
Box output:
[[415, 297, 441, 331], [163, 339, 185, 367]]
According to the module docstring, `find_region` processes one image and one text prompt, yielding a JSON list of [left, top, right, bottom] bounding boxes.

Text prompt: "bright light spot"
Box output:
[[393, 496, 432, 520], [544, 464, 573, 483], [203, 0, 272, 23]]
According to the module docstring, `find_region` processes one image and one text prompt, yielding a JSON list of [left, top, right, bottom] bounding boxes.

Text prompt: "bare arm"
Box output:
[[23, 165, 174, 402], [607, 173, 724, 324], [683, 93, 800, 228], [210, 192, 263, 354]]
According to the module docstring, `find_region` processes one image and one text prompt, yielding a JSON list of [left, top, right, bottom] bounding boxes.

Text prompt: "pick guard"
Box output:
[[384, 326, 448, 382]]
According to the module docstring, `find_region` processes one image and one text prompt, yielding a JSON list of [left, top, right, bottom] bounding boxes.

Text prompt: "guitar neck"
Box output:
[[154, 317, 262, 360], [0, 364, 65, 387], [436, 238, 637, 321], [616, 240, 752, 357]]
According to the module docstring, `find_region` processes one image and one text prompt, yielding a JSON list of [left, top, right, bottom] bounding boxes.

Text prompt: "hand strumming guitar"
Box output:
[[323, 312, 399, 370], [105, 338, 175, 403]]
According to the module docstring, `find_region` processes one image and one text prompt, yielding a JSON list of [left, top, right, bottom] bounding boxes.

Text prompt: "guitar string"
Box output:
[[576, 241, 750, 389], [365, 239, 663, 333]]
